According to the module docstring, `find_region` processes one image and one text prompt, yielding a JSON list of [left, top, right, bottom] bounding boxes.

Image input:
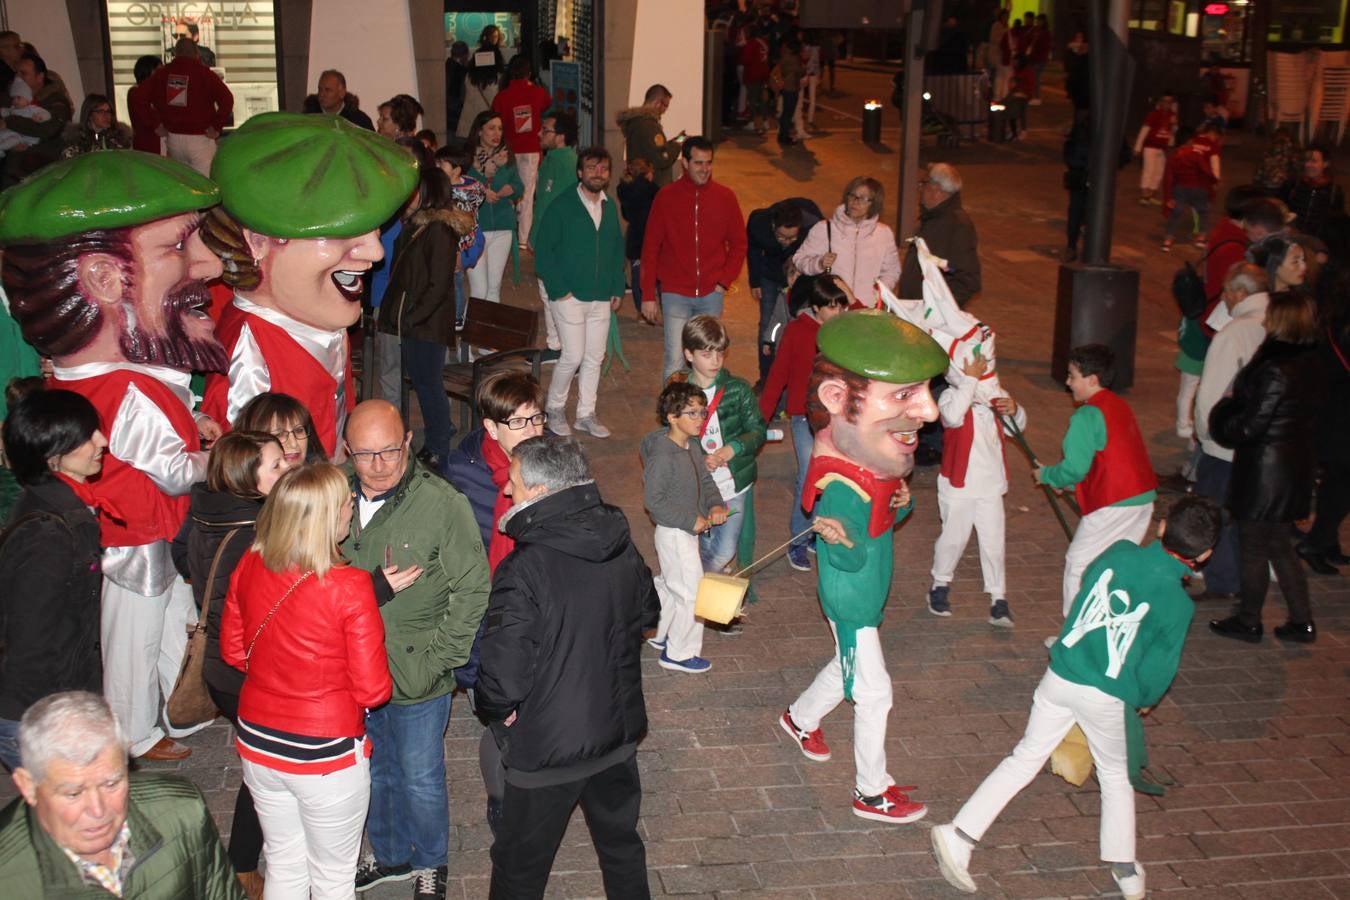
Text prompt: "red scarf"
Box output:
[[484, 434, 515, 575], [55, 472, 126, 524], [801, 454, 903, 539]]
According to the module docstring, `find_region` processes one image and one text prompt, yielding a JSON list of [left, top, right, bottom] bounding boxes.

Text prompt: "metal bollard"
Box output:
[[862, 100, 882, 142]]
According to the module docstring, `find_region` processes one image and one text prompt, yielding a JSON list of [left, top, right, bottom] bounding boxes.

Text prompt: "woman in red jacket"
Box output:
[[221, 463, 391, 900]]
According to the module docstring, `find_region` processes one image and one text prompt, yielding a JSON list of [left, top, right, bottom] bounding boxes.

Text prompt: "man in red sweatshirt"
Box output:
[[640, 136, 747, 377], [492, 56, 552, 250], [145, 38, 233, 176]]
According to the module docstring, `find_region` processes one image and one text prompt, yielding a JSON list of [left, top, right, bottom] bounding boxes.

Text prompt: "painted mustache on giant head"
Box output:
[[118, 278, 228, 373]]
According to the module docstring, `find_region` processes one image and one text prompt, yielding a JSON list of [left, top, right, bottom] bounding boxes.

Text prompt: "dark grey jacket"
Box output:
[[640, 428, 724, 533]]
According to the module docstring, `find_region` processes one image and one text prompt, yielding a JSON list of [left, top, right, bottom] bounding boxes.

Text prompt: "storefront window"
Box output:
[[105, 1, 280, 127], [1131, 0, 1202, 34], [1202, 2, 1253, 62], [1266, 0, 1347, 43], [445, 11, 524, 51]]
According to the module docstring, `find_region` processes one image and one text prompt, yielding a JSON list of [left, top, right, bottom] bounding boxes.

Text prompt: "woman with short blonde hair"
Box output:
[[221, 462, 391, 899]]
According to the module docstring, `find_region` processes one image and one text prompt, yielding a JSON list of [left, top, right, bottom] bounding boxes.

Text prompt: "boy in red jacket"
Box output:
[[759, 274, 850, 571], [1162, 124, 1222, 252], [1036, 345, 1158, 618], [1132, 92, 1176, 206], [491, 56, 551, 248]]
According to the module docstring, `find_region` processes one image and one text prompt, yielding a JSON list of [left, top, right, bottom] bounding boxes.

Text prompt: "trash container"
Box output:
[[862, 100, 882, 142]]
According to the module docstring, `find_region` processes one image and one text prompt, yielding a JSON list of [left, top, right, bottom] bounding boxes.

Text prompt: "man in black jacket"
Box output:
[[477, 435, 659, 900], [746, 197, 823, 379]]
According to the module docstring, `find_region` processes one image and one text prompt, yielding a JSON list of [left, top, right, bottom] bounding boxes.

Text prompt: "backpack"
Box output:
[[1171, 239, 1242, 320]]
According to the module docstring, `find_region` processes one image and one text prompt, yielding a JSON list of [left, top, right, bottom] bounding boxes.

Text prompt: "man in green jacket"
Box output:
[[1, 691, 242, 898], [528, 109, 579, 353], [534, 146, 626, 440], [340, 400, 490, 898], [615, 84, 683, 185]]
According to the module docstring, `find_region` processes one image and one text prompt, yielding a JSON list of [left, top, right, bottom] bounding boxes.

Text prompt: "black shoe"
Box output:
[[1327, 549, 1350, 565], [1195, 590, 1239, 603], [1210, 615, 1263, 643], [1296, 543, 1341, 575], [1273, 621, 1317, 643], [412, 866, 448, 900], [355, 857, 412, 892]]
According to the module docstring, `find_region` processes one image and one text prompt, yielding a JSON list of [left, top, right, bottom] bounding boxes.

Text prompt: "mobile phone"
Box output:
[[383, 544, 393, 569]]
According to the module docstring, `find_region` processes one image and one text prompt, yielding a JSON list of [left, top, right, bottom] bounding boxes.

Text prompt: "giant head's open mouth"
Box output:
[[331, 269, 366, 302]]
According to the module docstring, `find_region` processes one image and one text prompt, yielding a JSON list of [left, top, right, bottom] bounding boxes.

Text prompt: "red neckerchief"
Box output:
[[54, 472, 126, 523], [801, 454, 903, 538], [698, 387, 725, 439]]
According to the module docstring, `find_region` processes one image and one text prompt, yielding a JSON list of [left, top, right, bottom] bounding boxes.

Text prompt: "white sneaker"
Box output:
[[1112, 863, 1146, 900], [931, 824, 977, 893], [545, 408, 571, 436], [574, 416, 611, 438]]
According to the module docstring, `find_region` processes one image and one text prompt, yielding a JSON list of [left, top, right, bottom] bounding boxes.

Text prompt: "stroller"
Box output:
[[891, 69, 962, 148]]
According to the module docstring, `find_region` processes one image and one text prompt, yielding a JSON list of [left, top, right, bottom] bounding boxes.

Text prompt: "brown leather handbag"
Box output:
[[165, 528, 240, 729]]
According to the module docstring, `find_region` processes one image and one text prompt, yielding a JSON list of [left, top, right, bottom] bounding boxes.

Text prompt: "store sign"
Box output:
[[118, 3, 264, 26], [1204, 3, 1230, 14]]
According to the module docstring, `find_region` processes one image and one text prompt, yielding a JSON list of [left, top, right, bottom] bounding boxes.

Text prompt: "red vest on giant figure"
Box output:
[[52, 370, 199, 547], [202, 305, 354, 457], [1075, 389, 1157, 515]]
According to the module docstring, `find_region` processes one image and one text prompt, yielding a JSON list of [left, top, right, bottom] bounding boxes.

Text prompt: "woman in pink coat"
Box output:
[[793, 176, 901, 301]]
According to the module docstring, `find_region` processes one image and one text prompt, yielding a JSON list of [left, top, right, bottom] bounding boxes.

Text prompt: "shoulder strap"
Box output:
[[198, 528, 242, 628], [244, 570, 313, 671], [825, 219, 832, 251], [1199, 237, 1243, 262]]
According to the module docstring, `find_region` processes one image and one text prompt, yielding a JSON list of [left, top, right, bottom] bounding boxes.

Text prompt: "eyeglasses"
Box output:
[[500, 412, 548, 430], [848, 192, 872, 202], [348, 445, 406, 464], [679, 408, 709, 420], [270, 425, 308, 443], [93, 107, 113, 115]]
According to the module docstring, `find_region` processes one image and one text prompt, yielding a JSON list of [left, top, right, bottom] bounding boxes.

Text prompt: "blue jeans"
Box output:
[[700, 490, 748, 574], [0, 717, 18, 771], [1166, 186, 1210, 241], [402, 337, 453, 461], [454, 269, 467, 322], [365, 693, 453, 869], [660, 289, 724, 378], [790, 415, 814, 545], [630, 259, 643, 314], [757, 278, 783, 381], [1195, 453, 1240, 593], [779, 89, 799, 141]]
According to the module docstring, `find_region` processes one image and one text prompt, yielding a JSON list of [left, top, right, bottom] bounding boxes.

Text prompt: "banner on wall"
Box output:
[[549, 61, 580, 118]]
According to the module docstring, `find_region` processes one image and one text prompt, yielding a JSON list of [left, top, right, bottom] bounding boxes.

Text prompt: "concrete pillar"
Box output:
[[409, 0, 446, 140], [603, 0, 704, 164], [307, 0, 417, 129]]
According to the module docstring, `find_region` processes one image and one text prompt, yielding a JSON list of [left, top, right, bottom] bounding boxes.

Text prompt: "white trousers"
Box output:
[[536, 279, 561, 351], [1140, 147, 1166, 191], [243, 752, 370, 900], [515, 152, 540, 246], [467, 230, 513, 303], [1063, 503, 1154, 616], [993, 65, 1012, 103], [165, 132, 216, 176], [653, 525, 705, 661], [790, 623, 893, 796], [953, 669, 1135, 863], [932, 489, 1007, 599], [102, 576, 199, 757], [546, 296, 610, 419], [1175, 370, 1200, 438]]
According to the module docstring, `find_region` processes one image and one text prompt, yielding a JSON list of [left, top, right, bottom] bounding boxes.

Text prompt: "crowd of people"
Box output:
[[0, 8, 1347, 900]]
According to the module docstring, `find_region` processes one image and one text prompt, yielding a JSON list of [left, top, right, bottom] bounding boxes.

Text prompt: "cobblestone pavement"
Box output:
[[7, 65, 1348, 899]]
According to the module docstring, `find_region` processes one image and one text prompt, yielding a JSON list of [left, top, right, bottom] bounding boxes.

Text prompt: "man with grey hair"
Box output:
[[0, 691, 242, 898], [899, 161, 982, 307], [305, 68, 375, 130], [1191, 262, 1271, 603], [477, 435, 659, 898]]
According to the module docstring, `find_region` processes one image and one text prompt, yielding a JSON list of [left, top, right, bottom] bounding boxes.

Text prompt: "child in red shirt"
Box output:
[[1162, 125, 1222, 252], [758, 274, 850, 571], [1133, 92, 1177, 205]]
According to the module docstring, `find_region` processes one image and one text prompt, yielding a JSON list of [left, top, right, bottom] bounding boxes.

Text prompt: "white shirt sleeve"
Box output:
[[108, 383, 208, 495], [226, 323, 272, 425]]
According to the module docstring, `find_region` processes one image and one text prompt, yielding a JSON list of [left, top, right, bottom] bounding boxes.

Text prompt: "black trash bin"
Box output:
[[862, 100, 882, 142]]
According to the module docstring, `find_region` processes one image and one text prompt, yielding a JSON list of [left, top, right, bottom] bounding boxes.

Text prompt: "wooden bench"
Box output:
[[439, 298, 559, 435]]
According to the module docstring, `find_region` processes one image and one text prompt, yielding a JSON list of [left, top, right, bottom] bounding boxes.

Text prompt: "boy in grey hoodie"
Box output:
[[641, 382, 728, 673]]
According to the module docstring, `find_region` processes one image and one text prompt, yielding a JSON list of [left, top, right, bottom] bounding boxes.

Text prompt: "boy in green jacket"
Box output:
[[931, 496, 1222, 900]]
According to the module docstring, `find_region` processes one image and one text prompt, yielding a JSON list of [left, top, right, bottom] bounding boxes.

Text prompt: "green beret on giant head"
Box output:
[[211, 112, 419, 239], [0, 150, 219, 244], [817, 309, 947, 383]]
